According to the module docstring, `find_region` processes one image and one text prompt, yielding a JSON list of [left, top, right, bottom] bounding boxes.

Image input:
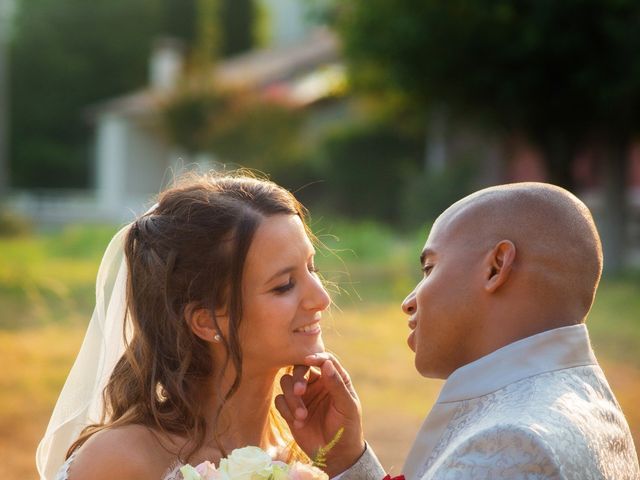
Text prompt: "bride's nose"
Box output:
[[303, 275, 331, 312]]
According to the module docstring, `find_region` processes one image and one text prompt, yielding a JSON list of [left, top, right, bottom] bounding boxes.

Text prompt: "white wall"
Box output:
[[259, 0, 310, 46], [96, 113, 128, 219], [95, 113, 174, 223]]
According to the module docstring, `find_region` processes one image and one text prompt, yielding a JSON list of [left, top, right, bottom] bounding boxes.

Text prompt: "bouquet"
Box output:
[[179, 429, 343, 480], [179, 446, 329, 480]]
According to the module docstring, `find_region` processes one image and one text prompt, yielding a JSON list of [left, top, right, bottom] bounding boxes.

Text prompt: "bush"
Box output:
[[0, 209, 32, 237], [400, 160, 479, 226], [312, 218, 397, 263], [160, 83, 307, 181], [316, 121, 422, 223]]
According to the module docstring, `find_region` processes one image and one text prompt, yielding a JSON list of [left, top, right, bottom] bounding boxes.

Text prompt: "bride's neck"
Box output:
[[204, 367, 280, 452]]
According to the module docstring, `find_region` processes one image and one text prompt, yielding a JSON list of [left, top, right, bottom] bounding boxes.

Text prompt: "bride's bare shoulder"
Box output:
[[68, 425, 173, 480]]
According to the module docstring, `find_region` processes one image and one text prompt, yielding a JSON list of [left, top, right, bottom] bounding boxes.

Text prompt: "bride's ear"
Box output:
[[186, 305, 224, 343]]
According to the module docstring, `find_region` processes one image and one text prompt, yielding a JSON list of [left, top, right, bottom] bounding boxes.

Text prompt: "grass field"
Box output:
[[1, 224, 639, 477]]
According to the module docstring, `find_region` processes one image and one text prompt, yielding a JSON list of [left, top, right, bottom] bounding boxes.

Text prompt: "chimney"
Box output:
[[149, 37, 184, 91]]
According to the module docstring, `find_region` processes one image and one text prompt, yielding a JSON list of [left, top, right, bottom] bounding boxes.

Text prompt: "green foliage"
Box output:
[[340, 0, 640, 137], [313, 218, 397, 263], [160, 83, 232, 154], [208, 96, 306, 177], [400, 160, 479, 225], [316, 121, 422, 223], [337, 0, 640, 190], [160, 85, 306, 179], [10, 0, 163, 188], [588, 271, 640, 366], [9, 0, 256, 189], [0, 224, 117, 329], [164, 0, 254, 57], [219, 0, 255, 56], [311, 218, 428, 305], [43, 224, 121, 259]]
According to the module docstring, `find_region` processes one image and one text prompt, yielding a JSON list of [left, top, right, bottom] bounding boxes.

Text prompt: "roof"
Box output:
[[87, 29, 341, 119]]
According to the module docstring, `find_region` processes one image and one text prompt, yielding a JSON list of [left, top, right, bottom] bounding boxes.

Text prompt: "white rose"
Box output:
[[270, 461, 290, 480], [180, 464, 203, 480], [222, 446, 273, 480]]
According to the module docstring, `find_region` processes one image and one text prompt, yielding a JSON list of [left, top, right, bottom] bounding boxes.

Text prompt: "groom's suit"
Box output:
[[344, 324, 640, 479]]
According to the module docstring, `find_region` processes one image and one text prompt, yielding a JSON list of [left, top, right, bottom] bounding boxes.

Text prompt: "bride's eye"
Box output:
[[308, 264, 319, 274], [273, 279, 295, 294], [422, 264, 434, 276]]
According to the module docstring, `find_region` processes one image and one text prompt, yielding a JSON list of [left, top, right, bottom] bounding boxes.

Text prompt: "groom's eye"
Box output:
[[422, 264, 434, 276]]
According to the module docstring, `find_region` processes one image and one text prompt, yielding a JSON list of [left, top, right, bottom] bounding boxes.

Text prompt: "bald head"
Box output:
[[435, 182, 603, 321]]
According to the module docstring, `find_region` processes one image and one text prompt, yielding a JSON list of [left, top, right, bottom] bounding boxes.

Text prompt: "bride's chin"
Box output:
[[288, 341, 325, 365]]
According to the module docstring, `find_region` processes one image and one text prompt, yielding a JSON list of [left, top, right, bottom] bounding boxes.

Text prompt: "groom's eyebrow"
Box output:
[[420, 248, 436, 266]]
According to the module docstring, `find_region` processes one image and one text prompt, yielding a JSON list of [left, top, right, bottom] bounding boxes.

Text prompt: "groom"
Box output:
[[276, 183, 640, 479]]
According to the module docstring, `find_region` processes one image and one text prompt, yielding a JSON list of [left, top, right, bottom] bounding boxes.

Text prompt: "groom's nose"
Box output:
[[402, 291, 417, 316]]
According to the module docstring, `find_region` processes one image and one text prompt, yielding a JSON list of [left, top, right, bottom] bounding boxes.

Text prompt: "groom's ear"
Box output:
[[484, 240, 516, 293]]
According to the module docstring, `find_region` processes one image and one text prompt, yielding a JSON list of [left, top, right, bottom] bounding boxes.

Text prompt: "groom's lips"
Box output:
[[407, 329, 416, 351], [408, 316, 417, 330], [407, 317, 417, 351]]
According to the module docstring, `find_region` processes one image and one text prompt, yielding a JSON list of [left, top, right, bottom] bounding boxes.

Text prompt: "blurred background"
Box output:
[[0, 0, 639, 477]]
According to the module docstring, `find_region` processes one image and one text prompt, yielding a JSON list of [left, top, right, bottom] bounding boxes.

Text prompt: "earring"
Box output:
[[213, 333, 221, 343]]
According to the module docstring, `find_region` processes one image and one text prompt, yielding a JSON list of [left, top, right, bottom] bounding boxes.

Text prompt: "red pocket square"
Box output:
[[383, 475, 405, 480]]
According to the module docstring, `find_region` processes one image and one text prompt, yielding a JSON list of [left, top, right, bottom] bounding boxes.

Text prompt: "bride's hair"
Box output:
[[68, 171, 313, 462]]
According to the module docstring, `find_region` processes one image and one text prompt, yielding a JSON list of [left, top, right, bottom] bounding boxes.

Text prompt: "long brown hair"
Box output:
[[68, 171, 312, 462]]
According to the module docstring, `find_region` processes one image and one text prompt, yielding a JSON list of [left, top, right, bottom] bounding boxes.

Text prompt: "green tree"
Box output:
[[338, 0, 640, 271], [10, 0, 162, 188], [163, 0, 254, 58], [9, 0, 255, 189]]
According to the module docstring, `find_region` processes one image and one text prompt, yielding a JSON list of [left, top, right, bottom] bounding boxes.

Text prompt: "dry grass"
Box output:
[[0, 226, 638, 477], [0, 326, 85, 478], [1, 304, 639, 478]]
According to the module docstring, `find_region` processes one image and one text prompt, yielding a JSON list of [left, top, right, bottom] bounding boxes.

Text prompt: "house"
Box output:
[[9, 0, 346, 224], [91, 27, 343, 224]]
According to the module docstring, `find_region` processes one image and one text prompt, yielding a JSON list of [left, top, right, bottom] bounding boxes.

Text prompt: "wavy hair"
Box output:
[[68, 171, 313, 462]]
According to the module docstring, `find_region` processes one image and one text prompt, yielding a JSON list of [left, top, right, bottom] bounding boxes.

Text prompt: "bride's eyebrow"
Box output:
[[266, 266, 296, 284]]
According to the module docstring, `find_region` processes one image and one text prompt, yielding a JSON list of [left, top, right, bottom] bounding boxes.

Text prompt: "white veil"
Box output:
[[36, 223, 133, 479]]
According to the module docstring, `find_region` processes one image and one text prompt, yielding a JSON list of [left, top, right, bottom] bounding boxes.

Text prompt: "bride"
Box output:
[[36, 172, 334, 479]]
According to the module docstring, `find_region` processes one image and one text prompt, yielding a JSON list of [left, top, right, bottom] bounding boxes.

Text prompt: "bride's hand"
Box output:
[[275, 353, 365, 477]]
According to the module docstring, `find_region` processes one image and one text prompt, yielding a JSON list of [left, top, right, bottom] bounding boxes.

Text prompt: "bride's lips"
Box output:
[[293, 321, 321, 336]]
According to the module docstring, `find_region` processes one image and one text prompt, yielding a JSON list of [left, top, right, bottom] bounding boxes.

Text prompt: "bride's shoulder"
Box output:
[[67, 425, 170, 480]]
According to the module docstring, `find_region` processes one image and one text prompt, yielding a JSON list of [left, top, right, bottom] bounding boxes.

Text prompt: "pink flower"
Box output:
[[194, 461, 227, 480], [288, 462, 329, 480]]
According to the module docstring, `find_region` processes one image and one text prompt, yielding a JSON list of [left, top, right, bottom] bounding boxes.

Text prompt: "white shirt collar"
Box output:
[[437, 324, 598, 404]]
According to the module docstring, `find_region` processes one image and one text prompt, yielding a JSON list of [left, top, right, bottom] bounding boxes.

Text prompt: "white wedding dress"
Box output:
[[54, 451, 185, 480]]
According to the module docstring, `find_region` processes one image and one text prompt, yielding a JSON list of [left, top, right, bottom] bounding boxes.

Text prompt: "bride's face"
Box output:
[[239, 214, 330, 370]]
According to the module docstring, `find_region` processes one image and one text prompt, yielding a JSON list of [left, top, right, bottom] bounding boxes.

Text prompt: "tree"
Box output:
[[9, 0, 255, 189], [163, 0, 254, 59], [338, 0, 640, 271], [0, 0, 12, 200], [10, 0, 163, 188]]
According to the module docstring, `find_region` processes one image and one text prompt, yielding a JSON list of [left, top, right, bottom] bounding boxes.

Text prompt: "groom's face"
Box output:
[[402, 210, 486, 379]]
